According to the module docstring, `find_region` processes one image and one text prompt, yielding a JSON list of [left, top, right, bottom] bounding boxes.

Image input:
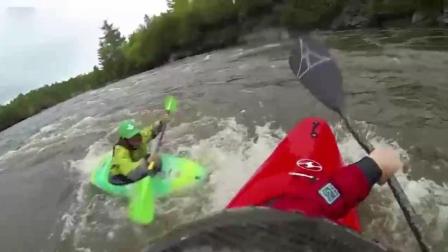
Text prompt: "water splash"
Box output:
[[333, 120, 448, 251], [59, 117, 447, 251]]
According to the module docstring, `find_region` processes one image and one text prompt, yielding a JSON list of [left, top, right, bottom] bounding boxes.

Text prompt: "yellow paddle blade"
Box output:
[[164, 96, 178, 113], [128, 176, 155, 225]]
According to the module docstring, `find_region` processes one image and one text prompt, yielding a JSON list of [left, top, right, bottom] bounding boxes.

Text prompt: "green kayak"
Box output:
[[90, 152, 207, 200]]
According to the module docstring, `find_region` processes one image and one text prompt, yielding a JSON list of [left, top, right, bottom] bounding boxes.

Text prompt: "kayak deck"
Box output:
[[227, 117, 361, 232], [146, 208, 384, 252], [90, 153, 207, 198]]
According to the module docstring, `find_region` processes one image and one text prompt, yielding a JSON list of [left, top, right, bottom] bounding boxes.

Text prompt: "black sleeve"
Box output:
[[151, 121, 164, 139], [127, 164, 150, 182], [355, 157, 383, 186]]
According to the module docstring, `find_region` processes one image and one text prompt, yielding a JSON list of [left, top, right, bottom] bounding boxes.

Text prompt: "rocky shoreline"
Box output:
[[331, 0, 448, 30]]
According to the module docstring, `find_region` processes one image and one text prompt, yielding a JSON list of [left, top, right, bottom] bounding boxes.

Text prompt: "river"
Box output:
[[0, 29, 447, 252]]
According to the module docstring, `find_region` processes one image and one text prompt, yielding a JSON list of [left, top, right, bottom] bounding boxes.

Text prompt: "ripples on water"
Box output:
[[0, 29, 447, 251]]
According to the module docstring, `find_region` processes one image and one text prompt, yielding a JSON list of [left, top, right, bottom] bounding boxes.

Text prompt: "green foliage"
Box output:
[[368, 0, 442, 15], [167, 0, 190, 13], [0, 67, 106, 131], [279, 0, 346, 29], [1, 0, 443, 131], [234, 0, 276, 19], [123, 0, 239, 69], [1, 0, 244, 131], [415, 0, 443, 12], [369, 0, 417, 15], [98, 21, 127, 80]]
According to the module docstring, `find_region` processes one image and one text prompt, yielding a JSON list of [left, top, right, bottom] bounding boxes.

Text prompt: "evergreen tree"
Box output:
[[98, 21, 126, 80], [167, 0, 190, 13]]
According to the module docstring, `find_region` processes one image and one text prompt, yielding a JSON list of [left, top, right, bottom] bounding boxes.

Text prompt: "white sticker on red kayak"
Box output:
[[296, 159, 323, 172], [318, 183, 340, 205]]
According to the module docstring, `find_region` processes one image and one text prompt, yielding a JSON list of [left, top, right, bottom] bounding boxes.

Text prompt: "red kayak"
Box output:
[[226, 117, 361, 232]]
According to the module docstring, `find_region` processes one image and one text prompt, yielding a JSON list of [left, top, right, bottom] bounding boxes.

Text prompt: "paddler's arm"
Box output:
[[317, 148, 402, 220], [111, 146, 150, 182], [140, 120, 165, 143]]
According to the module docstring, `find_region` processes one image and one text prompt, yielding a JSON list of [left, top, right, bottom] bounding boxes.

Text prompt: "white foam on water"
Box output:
[[106, 87, 123, 92], [0, 115, 97, 164], [0, 118, 69, 163], [59, 138, 127, 251], [333, 120, 448, 251], [9, 110, 139, 163], [238, 64, 249, 70], [58, 117, 282, 250], [69, 140, 110, 176], [0, 146, 40, 164], [74, 248, 92, 252], [60, 116, 447, 251], [175, 117, 285, 211], [40, 122, 63, 134], [231, 43, 281, 59], [264, 43, 282, 49]]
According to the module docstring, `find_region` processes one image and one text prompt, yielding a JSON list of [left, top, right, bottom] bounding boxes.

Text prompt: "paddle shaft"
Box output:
[[129, 96, 176, 225], [149, 95, 177, 170], [154, 117, 168, 153], [148, 112, 170, 170], [338, 111, 430, 252], [287, 36, 430, 251]]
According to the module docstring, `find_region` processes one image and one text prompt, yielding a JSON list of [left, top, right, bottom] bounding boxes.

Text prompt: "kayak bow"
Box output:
[[227, 117, 361, 232]]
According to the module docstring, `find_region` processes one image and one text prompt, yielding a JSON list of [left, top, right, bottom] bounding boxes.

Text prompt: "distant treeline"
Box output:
[[0, 0, 442, 131]]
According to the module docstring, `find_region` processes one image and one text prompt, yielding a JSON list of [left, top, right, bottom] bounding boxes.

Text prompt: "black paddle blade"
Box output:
[[289, 36, 344, 112]]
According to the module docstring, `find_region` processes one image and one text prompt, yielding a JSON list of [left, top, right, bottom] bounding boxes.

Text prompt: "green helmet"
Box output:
[[118, 120, 141, 139]]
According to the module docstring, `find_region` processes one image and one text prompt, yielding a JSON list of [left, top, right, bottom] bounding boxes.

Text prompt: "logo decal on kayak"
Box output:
[[310, 121, 320, 138], [296, 38, 332, 80], [319, 183, 340, 205], [296, 159, 323, 172]]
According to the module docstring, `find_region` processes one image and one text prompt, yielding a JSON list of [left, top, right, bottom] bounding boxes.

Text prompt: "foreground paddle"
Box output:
[[288, 36, 430, 252], [128, 95, 178, 225]]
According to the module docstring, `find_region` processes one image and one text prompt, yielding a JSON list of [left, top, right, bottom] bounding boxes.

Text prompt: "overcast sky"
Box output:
[[0, 0, 168, 104]]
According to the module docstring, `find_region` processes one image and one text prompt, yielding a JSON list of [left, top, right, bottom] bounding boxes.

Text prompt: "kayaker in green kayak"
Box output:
[[109, 116, 169, 185]]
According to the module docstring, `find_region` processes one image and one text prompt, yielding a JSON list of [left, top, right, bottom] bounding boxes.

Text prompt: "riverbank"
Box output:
[[0, 30, 447, 251], [1, 0, 446, 132], [332, 0, 448, 29]]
